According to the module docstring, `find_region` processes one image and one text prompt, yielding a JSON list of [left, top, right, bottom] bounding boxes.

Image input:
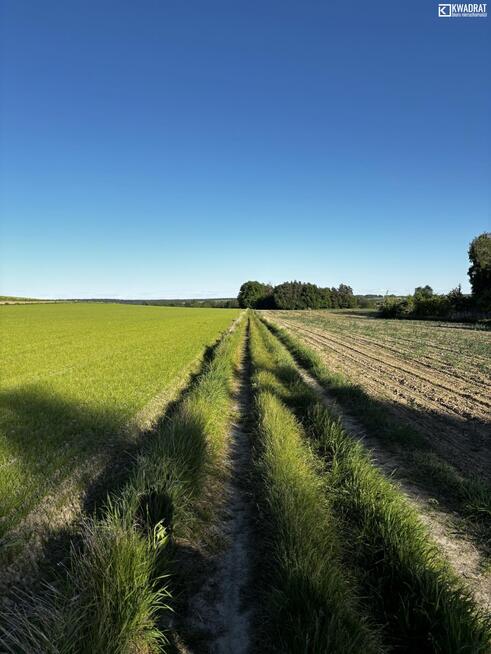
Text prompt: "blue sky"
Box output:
[[1, 1, 489, 298]]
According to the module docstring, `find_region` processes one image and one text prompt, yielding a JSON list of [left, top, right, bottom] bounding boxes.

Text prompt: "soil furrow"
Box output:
[[312, 328, 491, 388], [281, 320, 491, 414], [281, 322, 486, 423], [274, 320, 491, 480]]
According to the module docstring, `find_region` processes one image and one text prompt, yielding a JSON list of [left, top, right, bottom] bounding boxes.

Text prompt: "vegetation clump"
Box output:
[[380, 234, 491, 320], [468, 232, 491, 311]]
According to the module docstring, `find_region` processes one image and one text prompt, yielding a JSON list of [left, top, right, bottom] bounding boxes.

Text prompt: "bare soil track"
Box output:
[[271, 316, 491, 482], [176, 335, 254, 654]]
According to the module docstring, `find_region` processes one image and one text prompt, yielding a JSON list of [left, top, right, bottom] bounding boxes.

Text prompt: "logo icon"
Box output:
[[438, 4, 452, 15]]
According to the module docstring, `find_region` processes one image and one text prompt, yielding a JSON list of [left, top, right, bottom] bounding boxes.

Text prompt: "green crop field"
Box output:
[[0, 303, 239, 544], [1, 309, 490, 654]]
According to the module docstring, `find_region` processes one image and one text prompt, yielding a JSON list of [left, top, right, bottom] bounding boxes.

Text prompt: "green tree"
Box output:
[[337, 283, 356, 308], [468, 233, 491, 310], [414, 285, 433, 300], [237, 281, 273, 308]]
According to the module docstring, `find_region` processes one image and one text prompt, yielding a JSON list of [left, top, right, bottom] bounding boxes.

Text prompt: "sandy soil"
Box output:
[[272, 317, 491, 481]]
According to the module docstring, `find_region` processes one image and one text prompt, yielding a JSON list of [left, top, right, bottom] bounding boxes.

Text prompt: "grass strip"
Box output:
[[249, 316, 382, 653], [254, 314, 491, 653], [1, 316, 246, 653], [307, 404, 491, 652]]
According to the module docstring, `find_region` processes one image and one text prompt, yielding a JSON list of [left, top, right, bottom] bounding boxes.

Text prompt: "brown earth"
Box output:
[[269, 316, 491, 482]]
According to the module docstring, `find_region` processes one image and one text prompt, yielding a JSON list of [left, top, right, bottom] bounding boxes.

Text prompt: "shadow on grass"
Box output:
[[0, 335, 226, 593], [0, 386, 125, 534]]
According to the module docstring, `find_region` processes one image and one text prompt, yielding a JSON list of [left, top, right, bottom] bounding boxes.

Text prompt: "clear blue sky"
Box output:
[[1, 1, 489, 298]]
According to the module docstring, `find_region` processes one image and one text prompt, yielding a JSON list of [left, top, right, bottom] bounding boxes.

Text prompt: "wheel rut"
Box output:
[[177, 328, 254, 654]]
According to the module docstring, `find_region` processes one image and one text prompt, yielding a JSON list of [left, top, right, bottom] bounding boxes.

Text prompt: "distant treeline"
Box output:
[[86, 298, 240, 308], [238, 280, 357, 310]]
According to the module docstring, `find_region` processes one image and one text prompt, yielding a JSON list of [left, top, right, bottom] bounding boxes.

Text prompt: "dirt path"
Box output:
[[177, 333, 254, 654], [292, 363, 491, 613], [274, 318, 491, 481]]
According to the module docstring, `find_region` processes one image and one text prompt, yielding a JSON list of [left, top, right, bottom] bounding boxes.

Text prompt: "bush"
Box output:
[[413, 294, 450, 317], [379, 296, 413, 318]]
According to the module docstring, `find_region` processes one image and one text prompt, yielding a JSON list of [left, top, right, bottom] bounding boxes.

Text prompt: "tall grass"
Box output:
[[250, 316, 382, 653], [308, 404, 491, 652], [254, 314, 491, 653], [2, 506, 170, 654], [1, 315, 246, 653], [122, 313, 246, 540]]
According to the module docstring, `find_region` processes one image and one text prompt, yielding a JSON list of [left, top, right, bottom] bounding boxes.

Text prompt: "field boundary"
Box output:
[[1, 313, 246, 652], [260, 315, 491, 539], [174, 318, 254, 653]]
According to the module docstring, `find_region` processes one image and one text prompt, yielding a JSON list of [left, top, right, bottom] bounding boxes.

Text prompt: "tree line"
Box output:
[[380, 233, 491, 319], [237, 280, 356, 310]]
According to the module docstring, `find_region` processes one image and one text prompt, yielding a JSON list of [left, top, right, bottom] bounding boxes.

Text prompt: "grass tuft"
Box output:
[[2, 505, 170, 654]]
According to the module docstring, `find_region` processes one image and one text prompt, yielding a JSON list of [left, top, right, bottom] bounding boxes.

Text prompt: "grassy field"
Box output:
[[0, 303, 239, 544], [2, 313, 246, 653]]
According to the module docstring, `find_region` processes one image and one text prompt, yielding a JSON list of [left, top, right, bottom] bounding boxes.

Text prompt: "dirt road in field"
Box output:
[[177, 332, 254, 654], [270, 316, 491, 481]]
